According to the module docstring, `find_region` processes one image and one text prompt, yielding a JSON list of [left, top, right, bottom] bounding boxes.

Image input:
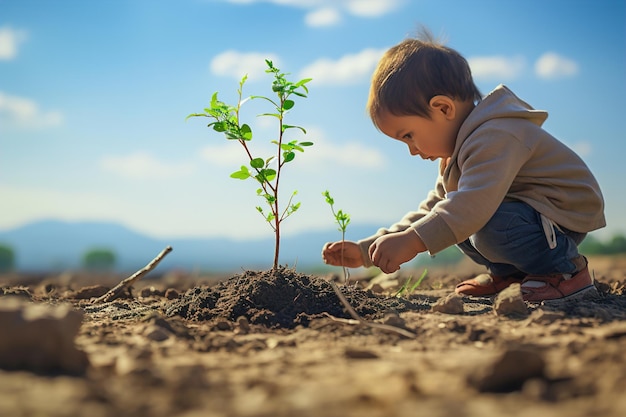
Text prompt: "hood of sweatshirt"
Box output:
[[455, 85, 548, 153]]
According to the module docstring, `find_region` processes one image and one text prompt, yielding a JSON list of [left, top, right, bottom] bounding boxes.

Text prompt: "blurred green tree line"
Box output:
[[0, 244, 116, 272]]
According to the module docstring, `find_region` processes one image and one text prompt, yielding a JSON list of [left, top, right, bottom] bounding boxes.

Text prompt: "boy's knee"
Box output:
[[470, 202, 542, 263]]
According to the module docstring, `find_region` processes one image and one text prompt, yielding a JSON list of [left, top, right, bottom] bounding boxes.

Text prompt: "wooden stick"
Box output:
[[328, 280, 416, 339], [93, 246, 173, 303]]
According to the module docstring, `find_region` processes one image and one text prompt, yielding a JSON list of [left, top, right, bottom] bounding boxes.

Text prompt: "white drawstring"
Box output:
[[540, 213, 560, 250]]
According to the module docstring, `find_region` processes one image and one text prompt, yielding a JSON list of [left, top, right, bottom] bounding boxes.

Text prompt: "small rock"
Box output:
[[468, 348, 545, 392], [383, 312, 406, 328], [215, 319, 232, 331], [165, 288, 180, 300], [0, 297, 89, 374], [493, 284, 528, 317], [144, 325, 170, 342], [236, 316, 250, 334], [431, 292, 464, 314], [139, 286, 164, 298], [344, 348, 379, 359]]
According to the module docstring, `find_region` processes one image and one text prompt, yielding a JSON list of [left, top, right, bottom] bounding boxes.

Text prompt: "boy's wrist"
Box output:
[[408, 227, 426, 253]]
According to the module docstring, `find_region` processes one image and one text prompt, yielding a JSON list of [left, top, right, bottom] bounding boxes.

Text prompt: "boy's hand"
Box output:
[[322, 241, 364, 268], [369, 229, 425, 273]]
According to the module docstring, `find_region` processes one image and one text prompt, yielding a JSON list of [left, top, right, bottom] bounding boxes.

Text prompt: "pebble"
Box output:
[[468, 348, 545, 392], [431, 292, 464, 314], [493, 284, 528, 317]]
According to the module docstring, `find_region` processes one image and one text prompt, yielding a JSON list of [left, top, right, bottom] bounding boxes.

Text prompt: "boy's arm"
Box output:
[[357, 177, 446, 267]]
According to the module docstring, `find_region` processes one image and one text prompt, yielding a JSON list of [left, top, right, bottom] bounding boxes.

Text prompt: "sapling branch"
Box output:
[[93, 246, 172, 304]]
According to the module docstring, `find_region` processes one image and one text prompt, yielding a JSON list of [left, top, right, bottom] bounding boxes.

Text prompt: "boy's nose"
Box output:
[[408, 145, 419, 156]]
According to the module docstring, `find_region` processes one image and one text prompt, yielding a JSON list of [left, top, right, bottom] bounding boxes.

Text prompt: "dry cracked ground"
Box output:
[[1, 255, 625, 417]]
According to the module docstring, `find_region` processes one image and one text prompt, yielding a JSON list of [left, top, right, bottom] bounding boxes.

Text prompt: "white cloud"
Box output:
[[299, 48, 386, 85], [200, 142, 249, 167], [100, 152, 195, 180], [468, 55, 526, 80], [199, 126, 386, 170], [210, 50, 280, 81], [535, 52, 579, 80], [305, 7, 342, 27], [223, 0, 403, 26], [293, 127, 386, 169], [0, 91, 63, 129], [0, 26, 27, 60], [346, 0, 403, 17]]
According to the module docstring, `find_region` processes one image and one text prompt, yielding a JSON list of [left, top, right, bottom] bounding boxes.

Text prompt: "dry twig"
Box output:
[[327, 280, 416, 339], [93, 246, 173, 303]]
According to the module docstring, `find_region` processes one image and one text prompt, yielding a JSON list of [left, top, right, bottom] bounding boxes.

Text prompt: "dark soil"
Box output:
[[166, 267, 431, 328]]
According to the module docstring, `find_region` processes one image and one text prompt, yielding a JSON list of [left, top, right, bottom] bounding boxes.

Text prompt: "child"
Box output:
[[321, 32, 605, 302]]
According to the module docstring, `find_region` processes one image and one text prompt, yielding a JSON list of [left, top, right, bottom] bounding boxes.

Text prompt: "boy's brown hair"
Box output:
[[367, 31, 482, 127]]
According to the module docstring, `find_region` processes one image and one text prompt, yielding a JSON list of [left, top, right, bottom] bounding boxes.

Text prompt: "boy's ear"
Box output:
[[429, 95, 456, 120]]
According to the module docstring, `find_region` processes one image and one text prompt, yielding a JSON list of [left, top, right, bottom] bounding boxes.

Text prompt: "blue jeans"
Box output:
[[456, 201, 586, 277]]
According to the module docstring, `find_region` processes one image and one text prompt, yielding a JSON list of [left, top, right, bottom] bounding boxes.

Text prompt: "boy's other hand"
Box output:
[[321, 241, 364, 268], [369, 229, 424, 274]]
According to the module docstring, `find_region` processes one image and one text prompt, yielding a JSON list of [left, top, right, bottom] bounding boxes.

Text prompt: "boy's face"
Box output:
[[376, 110, 457, 160]]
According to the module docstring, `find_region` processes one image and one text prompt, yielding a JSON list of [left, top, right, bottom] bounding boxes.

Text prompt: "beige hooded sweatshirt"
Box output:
[[358, 85, 606, 267]]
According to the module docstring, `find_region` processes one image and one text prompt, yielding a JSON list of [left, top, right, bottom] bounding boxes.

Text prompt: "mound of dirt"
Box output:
[[166, 268, 431, 328]]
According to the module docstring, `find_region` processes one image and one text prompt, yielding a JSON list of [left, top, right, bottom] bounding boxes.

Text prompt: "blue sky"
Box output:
[[1, 0, 625, 243]]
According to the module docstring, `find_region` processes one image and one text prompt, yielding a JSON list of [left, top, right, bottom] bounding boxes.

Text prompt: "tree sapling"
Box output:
[[188, 60, 313, 270], [323, 190, 351, 282]]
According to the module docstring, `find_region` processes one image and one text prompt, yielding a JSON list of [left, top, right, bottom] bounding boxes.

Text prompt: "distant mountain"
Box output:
[[0, 219, 381, 273]]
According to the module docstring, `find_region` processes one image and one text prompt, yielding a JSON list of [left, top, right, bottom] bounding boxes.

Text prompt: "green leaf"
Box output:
[[250, 158, 264, 169], [291, 91, 307, 98], [283, 100, 294, 110], [230, 166, 250, 180], [283, 151, 295, 162], [282, 124, 307, 134], [263, 168, 277, 181], [258, 112, 281, 119], [296, 78, 312, 87], [256, 168, 276, 183], [213, 121, 226, 132], [240, 123, 252, 140], [323, 190, 334, 205], [299, 141, 313, 147], [185, 113, 205, 121]]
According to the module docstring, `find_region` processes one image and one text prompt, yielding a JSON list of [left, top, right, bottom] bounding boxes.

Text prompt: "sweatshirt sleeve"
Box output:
[[413, 126, 532, 254], [356, 175, 447, 267]]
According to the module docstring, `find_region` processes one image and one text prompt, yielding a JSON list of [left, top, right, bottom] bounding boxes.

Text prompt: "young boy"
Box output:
[[321, 33, 605, 303]]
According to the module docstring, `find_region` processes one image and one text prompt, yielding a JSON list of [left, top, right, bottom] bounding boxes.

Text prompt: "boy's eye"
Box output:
[[402, 133, 412, 140]]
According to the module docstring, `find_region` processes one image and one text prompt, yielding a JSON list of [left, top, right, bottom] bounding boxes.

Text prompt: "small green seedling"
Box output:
[[394, 269, 428, 298], [323, 190, 351, 282], [188, 60, 313, 270]]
